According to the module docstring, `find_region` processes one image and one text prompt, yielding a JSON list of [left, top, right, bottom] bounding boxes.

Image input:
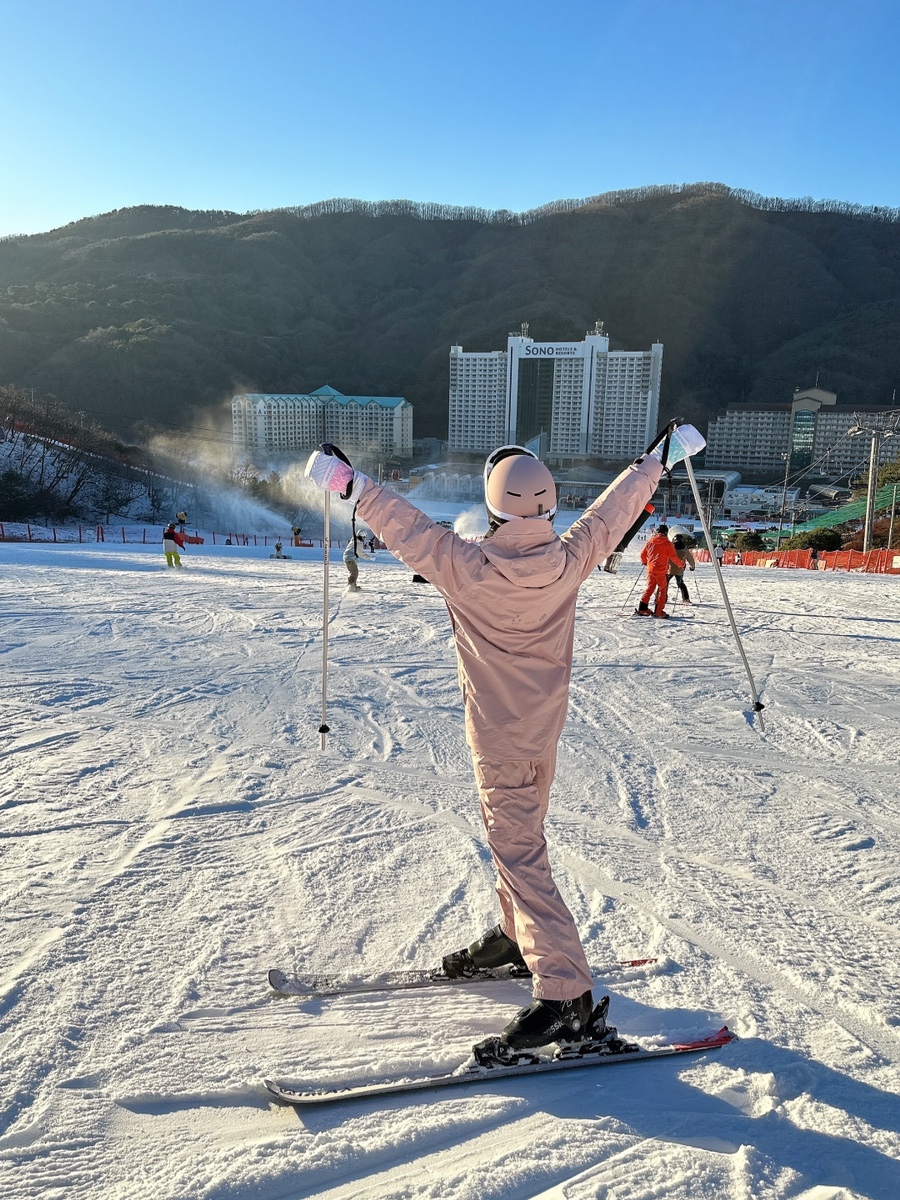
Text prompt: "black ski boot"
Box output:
[[442, 924, 529, 979], [577, 994, 639, 1057], [502, 989, 594, 1049], [473, 993, 638, 1066], [635, 602, 653, 617], [473, 989, 594, 1066]]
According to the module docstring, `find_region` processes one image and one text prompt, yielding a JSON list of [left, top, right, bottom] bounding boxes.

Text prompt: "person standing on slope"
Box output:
[[305, 423, 705, 1061], [343, 530, 373, 592], [667, 533, 696, 604], [637, 524, 683, 618], [162, 522, 186, 569]]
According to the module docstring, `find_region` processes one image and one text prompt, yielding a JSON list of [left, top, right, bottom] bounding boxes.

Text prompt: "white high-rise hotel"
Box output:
[[449, 323, 663, 460]]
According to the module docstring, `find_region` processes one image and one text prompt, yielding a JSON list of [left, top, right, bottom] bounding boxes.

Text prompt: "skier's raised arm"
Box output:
[[305, 445, 480, 597], [562, 421, 705, 579], [562, 458, 663, 577]]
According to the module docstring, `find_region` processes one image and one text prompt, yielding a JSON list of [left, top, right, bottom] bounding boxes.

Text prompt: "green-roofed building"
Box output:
[[232, 386, 413, 459]]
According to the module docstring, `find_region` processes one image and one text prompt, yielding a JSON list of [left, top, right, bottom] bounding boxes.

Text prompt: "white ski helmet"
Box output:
[[484, 445, 557, 523]]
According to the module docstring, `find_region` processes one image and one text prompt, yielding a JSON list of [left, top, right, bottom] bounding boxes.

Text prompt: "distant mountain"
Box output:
[[1, 184, 898, 449]]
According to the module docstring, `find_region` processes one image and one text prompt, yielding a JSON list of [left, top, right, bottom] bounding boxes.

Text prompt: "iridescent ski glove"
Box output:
[[305, 444, 370, 500], [650, 423, 706, 466]]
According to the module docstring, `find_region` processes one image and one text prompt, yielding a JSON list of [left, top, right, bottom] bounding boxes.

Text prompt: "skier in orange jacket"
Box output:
[[637, 525, 684, 618]]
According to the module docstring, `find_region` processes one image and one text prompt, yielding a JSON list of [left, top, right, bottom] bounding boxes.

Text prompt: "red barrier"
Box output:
[[692, 545, 900, 572], [865, 549, 900, 574]]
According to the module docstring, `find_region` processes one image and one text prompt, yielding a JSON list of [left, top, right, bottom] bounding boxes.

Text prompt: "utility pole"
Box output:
[[776, 452, 791, 547], [848, 411, 900, 552]]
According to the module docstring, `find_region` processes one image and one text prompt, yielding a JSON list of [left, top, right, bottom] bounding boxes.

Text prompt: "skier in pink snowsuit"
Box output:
[[306, 437, 682, 1058]]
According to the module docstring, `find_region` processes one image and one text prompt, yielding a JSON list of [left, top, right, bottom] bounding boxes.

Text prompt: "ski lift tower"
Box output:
[[847, 408, 900, 552]]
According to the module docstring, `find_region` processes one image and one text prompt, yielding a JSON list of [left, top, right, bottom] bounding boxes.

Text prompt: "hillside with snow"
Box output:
[[1, 525, 899, 1199]]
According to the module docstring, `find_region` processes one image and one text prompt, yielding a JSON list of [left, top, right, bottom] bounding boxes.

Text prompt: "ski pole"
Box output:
[[319, 492, 331, 749], [621, 565, 646, 612], [682, 456, 765, 730]]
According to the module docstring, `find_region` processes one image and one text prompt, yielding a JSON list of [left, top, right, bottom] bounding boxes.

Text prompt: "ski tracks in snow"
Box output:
[[1, 547, 899, 1199], [563, 571, 900, 1033]]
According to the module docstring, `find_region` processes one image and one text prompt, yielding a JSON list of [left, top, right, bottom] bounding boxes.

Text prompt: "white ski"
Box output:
[[267, 958, 659, 1000], [264, 1027, 735, 1107]]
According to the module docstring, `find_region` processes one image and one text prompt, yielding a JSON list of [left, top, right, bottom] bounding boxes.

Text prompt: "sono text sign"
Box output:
[[522, 342, 584, 357]]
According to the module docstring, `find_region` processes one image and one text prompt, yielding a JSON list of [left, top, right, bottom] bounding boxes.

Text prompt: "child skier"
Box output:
[[668, 533, 696, 603], [637, 525, 683, 618], [162, 522, 186, 568], [343, 530, 373, 591], [306, 423, 704, 1061]]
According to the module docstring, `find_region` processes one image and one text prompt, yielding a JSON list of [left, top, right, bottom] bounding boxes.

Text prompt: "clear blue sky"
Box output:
[[1, 0, 898, 237]]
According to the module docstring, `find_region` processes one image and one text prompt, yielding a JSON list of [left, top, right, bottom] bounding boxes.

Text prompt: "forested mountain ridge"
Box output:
[[1, 184, 898, 446]]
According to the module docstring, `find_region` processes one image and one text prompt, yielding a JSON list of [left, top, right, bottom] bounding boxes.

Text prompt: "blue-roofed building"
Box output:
[[232, 385, 413, 459]]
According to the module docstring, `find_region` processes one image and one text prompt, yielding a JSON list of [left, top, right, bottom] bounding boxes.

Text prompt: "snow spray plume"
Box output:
[[450, 506, 486, 539], [148, 428, 291, 534]]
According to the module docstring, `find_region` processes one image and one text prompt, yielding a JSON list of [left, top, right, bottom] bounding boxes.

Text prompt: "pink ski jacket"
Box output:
[[356, 458, 662, 759]]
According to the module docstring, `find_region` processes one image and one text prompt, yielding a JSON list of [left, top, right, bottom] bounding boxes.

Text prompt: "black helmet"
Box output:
[[658, 524, 669, 535]]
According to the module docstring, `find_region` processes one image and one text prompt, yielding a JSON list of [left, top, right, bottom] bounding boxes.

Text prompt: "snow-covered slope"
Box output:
[[1, 538, 898, 1200]]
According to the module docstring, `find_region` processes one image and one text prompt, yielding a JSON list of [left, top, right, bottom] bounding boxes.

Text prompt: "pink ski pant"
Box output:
[[471, 748, 593, 1001]]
